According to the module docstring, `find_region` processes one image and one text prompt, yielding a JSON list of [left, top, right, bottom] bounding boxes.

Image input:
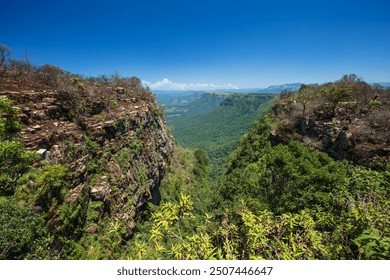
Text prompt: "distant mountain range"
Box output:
[[230, 83, 302, 94], [375, 82, 390, 88], [153, 82, 390, 99], [153, 90, 204, 106], [153, 83, 302, 97]]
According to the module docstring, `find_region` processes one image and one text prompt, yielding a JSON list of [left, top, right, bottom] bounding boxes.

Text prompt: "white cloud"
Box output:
[[146, 78, 239, 91]]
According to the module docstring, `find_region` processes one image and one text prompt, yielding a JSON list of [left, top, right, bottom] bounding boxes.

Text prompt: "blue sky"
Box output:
[[1, 0, 389, 89]]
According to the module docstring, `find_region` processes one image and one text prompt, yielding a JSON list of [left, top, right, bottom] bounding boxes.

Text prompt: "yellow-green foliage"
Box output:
[[130, 195, 332, 260], [241, 209, 329, 259], [132, 194, 219, 260], [70, 76, 85, 90]]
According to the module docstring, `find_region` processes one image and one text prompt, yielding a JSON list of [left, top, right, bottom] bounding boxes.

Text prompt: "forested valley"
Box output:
[[161, 92, 274, 176], [0, 53, 389, 260], [132, 75, 390, 259]]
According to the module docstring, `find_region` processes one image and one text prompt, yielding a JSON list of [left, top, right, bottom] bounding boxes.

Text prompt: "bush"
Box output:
[[0, 197, 44, 259], [0, 98, 22, 140], [35, 165, 68, 210], [0, 140, 37, 195]]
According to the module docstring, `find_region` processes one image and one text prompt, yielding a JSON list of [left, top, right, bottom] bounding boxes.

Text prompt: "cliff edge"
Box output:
[[0, 64, 174, 258]]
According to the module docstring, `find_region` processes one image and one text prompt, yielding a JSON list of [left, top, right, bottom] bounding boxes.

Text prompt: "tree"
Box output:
[[323, 85, 352, 116], [38, 64, 64, 86], [0, 97, 22, 140], [297, 84, 316, 116], [0, 44, 13, 67], [193, 149, 209, 178]]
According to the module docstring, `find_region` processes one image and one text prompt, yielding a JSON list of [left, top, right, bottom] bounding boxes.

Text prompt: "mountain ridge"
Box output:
[[153, 81, 390, 96]]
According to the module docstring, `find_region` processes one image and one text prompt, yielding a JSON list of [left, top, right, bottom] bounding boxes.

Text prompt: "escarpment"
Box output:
[[0, 69, 174, 257]]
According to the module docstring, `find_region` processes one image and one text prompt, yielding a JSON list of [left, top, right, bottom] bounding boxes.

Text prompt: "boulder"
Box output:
[[90, 177, 110, 200]]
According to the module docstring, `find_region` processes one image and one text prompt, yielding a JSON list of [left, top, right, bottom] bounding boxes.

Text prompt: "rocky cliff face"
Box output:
[[0, 71, 174, 255], [270, 78, 390, 169], [295, 115, 389, 165]]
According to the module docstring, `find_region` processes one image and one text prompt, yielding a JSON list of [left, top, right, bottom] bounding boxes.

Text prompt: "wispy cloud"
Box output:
[[143, 78, 239, 91]]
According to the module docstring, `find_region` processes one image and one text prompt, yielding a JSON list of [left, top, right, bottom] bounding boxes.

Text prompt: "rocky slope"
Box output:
[[0, 68, 174, 257], [269, 75, 390, 169]]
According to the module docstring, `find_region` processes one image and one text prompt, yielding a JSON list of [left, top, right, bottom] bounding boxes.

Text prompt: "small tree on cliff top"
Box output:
[[0, 44, 13, 67]]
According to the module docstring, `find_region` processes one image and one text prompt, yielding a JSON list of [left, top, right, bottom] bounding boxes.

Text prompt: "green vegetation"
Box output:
[[0, 197, 46, 259], [0, 98, 22, 140], [129, 76, 390, 259], [1, 74, 389, 260], [0, 141, 37, 195], [167, 93, 274, 176], [131, 116, 390, 260]]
